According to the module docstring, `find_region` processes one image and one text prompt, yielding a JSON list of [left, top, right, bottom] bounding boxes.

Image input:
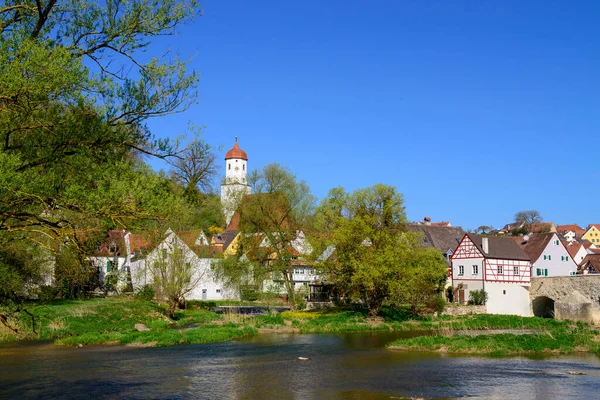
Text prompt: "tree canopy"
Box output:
[[316, 184, 448, 316], [237, 163, 315, 308]]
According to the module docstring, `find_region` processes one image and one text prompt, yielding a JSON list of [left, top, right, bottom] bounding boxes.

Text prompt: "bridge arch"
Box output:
[[532, 296, 555, 318]]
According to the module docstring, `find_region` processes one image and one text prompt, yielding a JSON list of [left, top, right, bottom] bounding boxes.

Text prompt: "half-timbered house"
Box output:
[[451, 233, 532, 316]]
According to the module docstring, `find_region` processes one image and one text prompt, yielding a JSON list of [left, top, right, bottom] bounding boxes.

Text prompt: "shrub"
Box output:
[[468, 289, 488, 305], [134, 285, 155, 301], [241, 289, 260, 302], [425, 294, 445, 314]]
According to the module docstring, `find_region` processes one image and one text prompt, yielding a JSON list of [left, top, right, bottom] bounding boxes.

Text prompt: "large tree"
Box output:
[[237, 164, 315, 308], [316, 184, 447, 316], [1, 0, 201, 243]]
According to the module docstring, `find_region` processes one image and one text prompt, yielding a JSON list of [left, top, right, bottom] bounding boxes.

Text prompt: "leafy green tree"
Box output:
[[316, 184, 447, 316], [1, 0, 201, 243], [238, 163, 315, 309]]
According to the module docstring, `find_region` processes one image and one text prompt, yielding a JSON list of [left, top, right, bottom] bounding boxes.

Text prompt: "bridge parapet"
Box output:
[[530, 275, 600, 323]]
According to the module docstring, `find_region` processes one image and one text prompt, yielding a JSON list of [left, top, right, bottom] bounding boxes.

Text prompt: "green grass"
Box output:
[[4, 299, 600, 354], [387, 317, 600, 355]]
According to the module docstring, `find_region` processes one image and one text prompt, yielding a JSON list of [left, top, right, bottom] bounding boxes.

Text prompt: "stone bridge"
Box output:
[[530, 276, 600, 323]]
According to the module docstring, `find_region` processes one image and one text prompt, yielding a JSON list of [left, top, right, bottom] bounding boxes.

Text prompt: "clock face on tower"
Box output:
[[235, 167, 239, 171]]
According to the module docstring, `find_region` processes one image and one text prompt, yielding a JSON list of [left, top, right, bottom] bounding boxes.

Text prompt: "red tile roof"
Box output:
[[563, 241, 583, 259], [556, 224, 586, 237]]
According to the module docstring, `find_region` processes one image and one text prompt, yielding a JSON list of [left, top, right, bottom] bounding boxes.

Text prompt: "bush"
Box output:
[[134, 285, 155, 301], [241, 289, 260, 302], [425, 294, 445, 314], [468, 289, 488, 305]]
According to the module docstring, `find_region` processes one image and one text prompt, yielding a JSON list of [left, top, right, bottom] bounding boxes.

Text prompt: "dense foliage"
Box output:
[[316, 184, 448, 316]]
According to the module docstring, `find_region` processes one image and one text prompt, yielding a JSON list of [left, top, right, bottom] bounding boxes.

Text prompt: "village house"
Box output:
[[407, 221, 465, 265], [582, 224, 600, 245], [129, 228, 235, 301], [90, 230, 149, 286], [556, 224, 586, 242], [512, 233, 579, 277], [450, 233, 532, 316], [564, 241, 589, 265]]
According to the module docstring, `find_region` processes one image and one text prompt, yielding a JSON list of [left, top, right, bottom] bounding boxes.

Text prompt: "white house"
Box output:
[[512, 233, 579, 277], [131, 229, 236, 301], [89, 230, 149, 286], [451, 233, 532, 316]]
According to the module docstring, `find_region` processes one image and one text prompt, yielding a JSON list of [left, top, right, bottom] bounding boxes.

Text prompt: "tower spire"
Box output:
[[235, 135, 238, 142]]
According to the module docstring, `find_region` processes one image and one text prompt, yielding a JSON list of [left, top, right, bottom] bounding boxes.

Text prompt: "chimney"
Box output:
[[424, 216, 432, 226], [482, 237, 489, 254]]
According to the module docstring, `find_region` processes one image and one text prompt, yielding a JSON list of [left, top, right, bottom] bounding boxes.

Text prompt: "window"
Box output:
[[243, 164, 245, 171], [570, 271, 577, 276], [536, 268, 542, 276], [548, 255, 551, 260], [543, 255, 547, 260], [497, 266, 503, 274], [228, 164, 231, 170], [472, 265, 478, 274], [514, 266, 519, 275], [566, 256, 569, 261], [216, 289, 221, 293], [555, 240, 559, 245], [458, 265, 464, 276]]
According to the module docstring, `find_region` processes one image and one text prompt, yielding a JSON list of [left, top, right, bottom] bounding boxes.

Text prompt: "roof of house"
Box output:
[[588, 224, 600, 230], [564, 241, 584, 259], [556, 224, 586, 237], [95, 230, 127, 256], [465, 233, 530, 261], [225, 142, 248, 160], [511, 233, 555, 263], [580, 254, 600, 273], [408, 225, 465, 253]]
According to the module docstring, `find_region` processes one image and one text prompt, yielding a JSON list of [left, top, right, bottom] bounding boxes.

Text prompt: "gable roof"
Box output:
[[511, 233, 555, 263], [580, 254, 600, 273], [564, 241, 584, 260], [408, 225, 465, 253], [588, 224, 600, 231], [556, 224, 586, 237], [465, 233, 530, 261]]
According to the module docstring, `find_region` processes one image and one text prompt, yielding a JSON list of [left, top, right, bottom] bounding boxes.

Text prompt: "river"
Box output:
[[1, 331, 600, 399]]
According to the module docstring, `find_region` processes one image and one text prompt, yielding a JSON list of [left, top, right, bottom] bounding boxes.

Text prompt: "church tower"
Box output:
[[221, 137, 251, 226]]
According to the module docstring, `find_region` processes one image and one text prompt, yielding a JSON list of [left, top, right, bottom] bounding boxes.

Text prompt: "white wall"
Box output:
[[533, 234, 578, 277], [486, 282, 532, 316], [132, 233, 238, 301]]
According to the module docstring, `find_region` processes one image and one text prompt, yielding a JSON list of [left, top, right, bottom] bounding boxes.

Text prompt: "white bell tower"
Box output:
[[221, 137, 251, 226]]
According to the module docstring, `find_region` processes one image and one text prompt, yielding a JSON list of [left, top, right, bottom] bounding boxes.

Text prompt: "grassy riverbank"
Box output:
[[387, 314, 600, 355], [3, 298, 600, 354]]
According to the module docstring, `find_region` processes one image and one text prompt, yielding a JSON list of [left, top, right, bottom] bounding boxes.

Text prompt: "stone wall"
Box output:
[[530, 276, 600, 323], [442, 305, 487, 316]]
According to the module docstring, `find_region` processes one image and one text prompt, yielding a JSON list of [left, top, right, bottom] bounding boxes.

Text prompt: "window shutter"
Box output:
[[544, 269, 548, 276], [106, 260, 110, 272]]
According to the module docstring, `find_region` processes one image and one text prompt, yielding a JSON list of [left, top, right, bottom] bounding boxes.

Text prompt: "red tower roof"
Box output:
[[225, 142, 248, 160]]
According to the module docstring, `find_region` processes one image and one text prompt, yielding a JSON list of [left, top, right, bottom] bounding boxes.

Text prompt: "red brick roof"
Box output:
[[225, 142, 248, 160]]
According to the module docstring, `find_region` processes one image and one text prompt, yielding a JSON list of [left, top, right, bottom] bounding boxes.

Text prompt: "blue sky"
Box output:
[[145, 0, 600, 230]]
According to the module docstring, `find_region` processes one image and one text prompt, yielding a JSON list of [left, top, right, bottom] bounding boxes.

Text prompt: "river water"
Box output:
[[1, 331, 600, 399]]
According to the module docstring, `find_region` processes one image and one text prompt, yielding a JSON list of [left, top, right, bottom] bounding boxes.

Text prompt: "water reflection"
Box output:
[[1, 332, 600, 399]]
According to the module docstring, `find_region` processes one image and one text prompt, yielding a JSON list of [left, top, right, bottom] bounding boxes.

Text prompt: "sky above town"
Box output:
[[144, 0, 600, 230]]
